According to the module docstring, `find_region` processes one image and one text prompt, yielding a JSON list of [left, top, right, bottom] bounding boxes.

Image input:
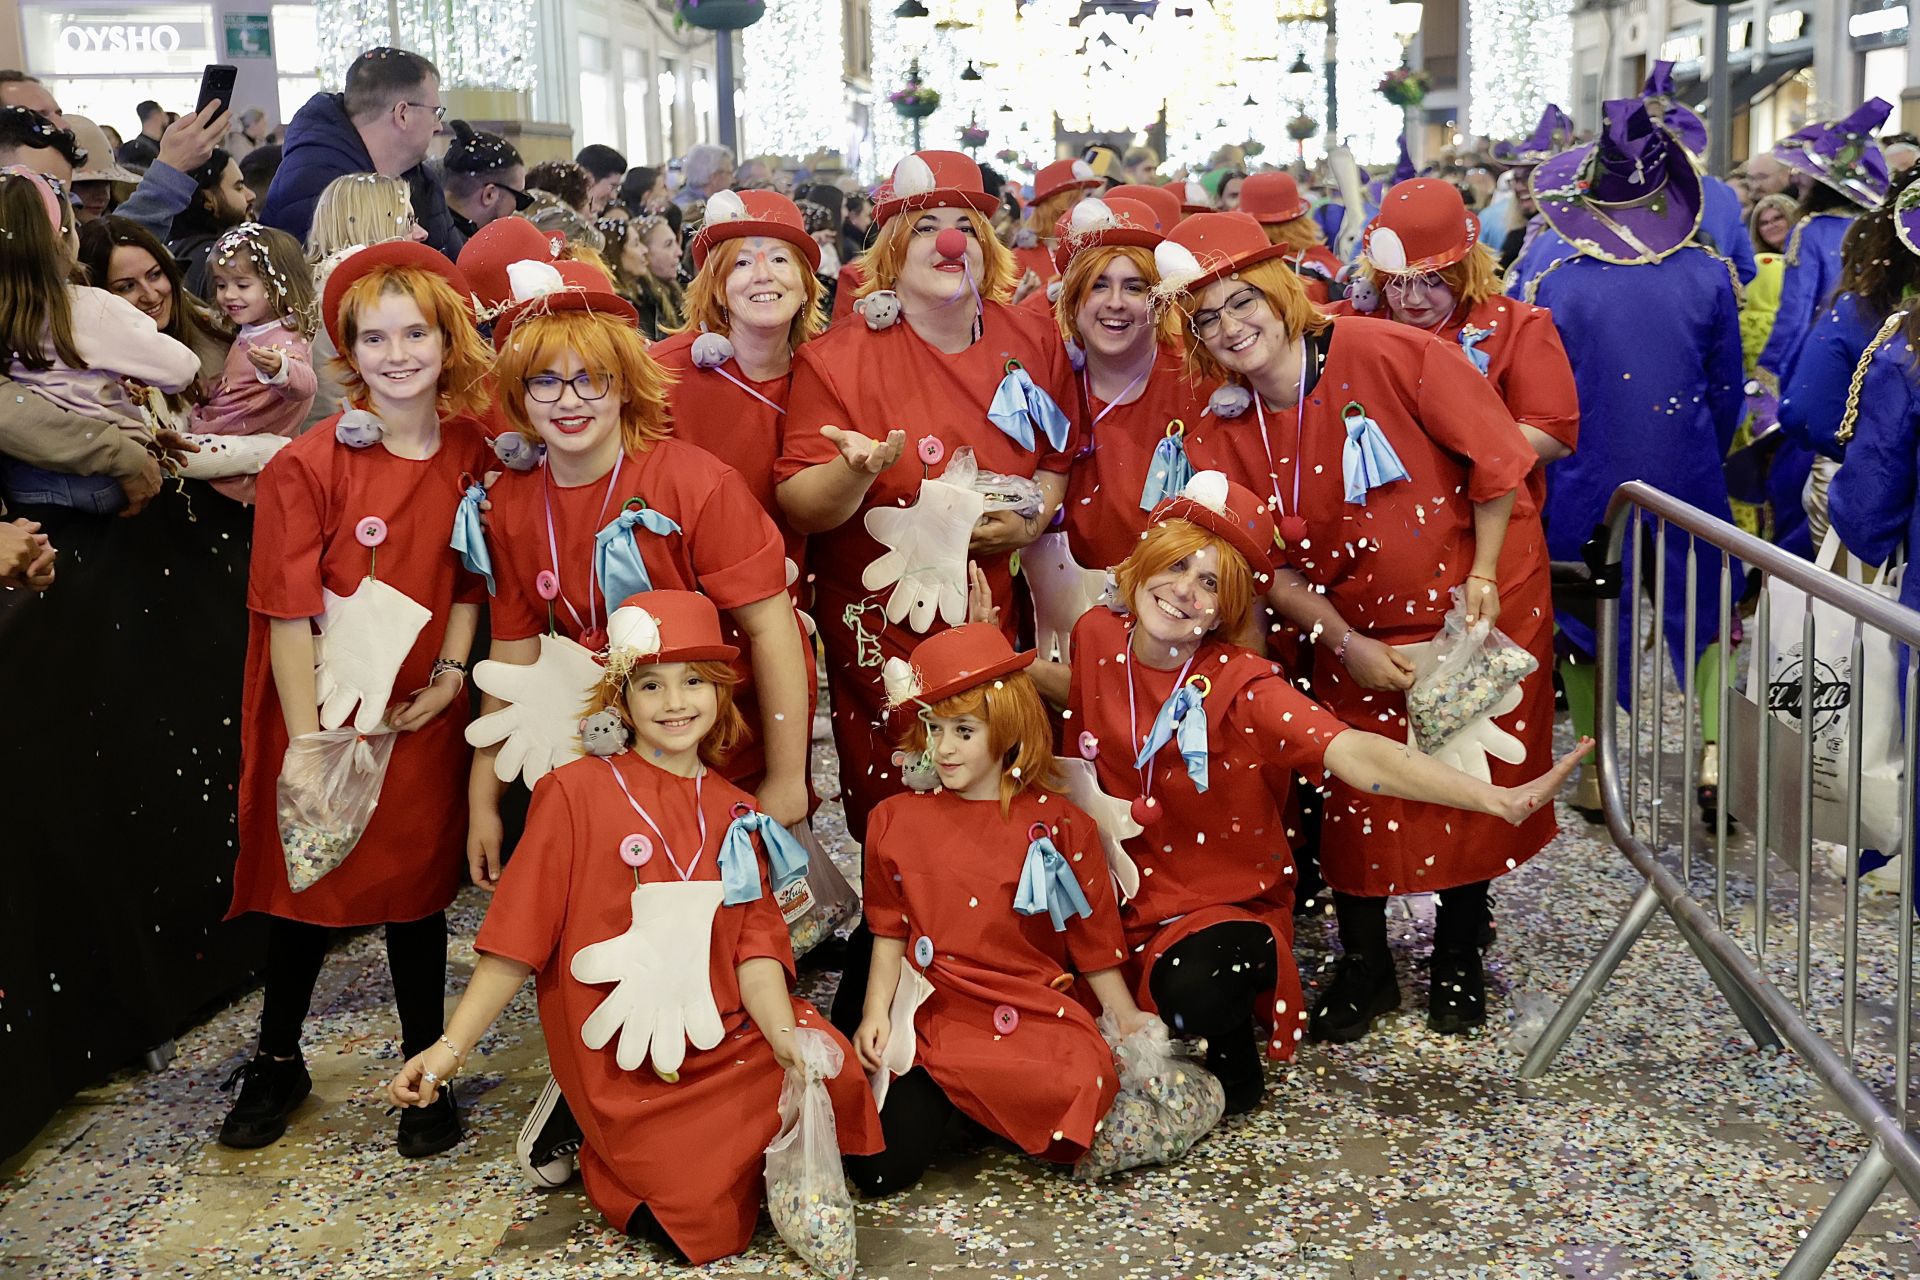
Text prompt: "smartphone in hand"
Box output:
[[196, 64, 238, 116]]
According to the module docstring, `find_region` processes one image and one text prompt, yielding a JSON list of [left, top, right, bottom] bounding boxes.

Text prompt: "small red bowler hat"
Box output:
[[1363, 178, 1480, 275], [693, 188, 823, 271], [1149, 470, 1278, 579], [1153, 211, 1293, 297], [874, 150, 1001, 224], [1238, 172, 1311, 225], [457, 216, 554, 319], [607, 590, 740, 665], [490, 256, 639, 350], [892, 624, 1037, 709], [1032, 157, 1102, 205], [322, 240, 472, 352]]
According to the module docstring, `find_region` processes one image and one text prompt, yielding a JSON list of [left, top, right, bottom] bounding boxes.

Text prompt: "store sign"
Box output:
[[23, 6, 212, 75], [1768, 10, 1809, 43], [1850, 5, 1909, 38], [223, 13, 273, 59]]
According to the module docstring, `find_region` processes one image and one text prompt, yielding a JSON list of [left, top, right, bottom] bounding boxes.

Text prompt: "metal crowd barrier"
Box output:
[[1519, 481, 1920, 1279]]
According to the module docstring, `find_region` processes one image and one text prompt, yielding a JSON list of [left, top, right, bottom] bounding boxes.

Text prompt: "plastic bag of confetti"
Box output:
[[1405, 590, 1537, 754], [778, 822, 860, 959], [276, 728, 395, 892], [764, 1026, 858, 1278], [946, 446, 1045, 520], [1074, 1013, 1225, 1180]]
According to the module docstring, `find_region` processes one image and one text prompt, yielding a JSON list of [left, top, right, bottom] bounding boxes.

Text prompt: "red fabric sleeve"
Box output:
[[832, 262, 862, 323], [730, 845, 799, 979], [1230, 672, 1347, 787], [248, 449, 328, 619], [686, 465, 788, 608], [1496, 308, 1581, 453], [474, 774, 577, 971], [486, 502, 545, 641], [1414, 339, 1534, 504], [861, 802, 910, 938], [774, 347, 852, 485], [1054, 804, 1129, 975]]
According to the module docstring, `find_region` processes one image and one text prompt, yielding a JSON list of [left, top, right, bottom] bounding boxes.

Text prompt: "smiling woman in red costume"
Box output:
[[776, 149, 1080, 844], [1156, 211, 1558, 1045], [1066, 470, 1587, 1111]]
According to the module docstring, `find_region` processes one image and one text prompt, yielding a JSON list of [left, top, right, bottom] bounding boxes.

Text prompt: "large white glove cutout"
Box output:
[[1398, 639, 1527, 783], [862, 468, 986, 634], [572, 879, 727, 1077], [870, 962, 934, 1110], [312, 578, 432, 733], [1054, 756, 1143, 902], [464, 633, 605, 786], [1025, 532, 1109, 662], [170, 432, 292, 480]]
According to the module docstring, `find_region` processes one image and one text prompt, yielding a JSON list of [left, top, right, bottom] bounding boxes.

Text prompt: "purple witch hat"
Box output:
[[1366, 134, 1417, 205], [1894, 180, 1920, 257], [1778, 98, 1893, 208], [1641, 60, 1707, 159], [1533, 97, 1703, 265], [1491, 103, 1576, 167]]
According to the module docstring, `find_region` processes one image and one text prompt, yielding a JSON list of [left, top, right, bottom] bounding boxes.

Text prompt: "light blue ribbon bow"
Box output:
[[1014, 833, 1094, 932], [1340, 401, 1411, 506], [987, 361, 1073, 453], [716, 809, 811, 906], [1138, 426, 1194, 511], [592, 502, 682, 613], [1133, 679, 1210, 793], [450, 483, 495, 595], [1458, 326, 1493, 376]]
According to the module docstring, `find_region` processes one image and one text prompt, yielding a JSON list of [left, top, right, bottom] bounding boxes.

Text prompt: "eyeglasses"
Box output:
[[1189, 287, 1263, 339], [524, 371, 613, 403], [402, 101, 447, 122], [1383, 271, 1446, 297], [489, 180, 530, 204]]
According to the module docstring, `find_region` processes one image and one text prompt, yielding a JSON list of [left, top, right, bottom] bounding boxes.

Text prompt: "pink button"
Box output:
[[1077, 730, 1099, 760], [917, 435, 945, 466], [354, 516, 388, 547], [993, 1005, 1019, 1035], [618, 833, 652, 867], [535, 570, 559, 601]]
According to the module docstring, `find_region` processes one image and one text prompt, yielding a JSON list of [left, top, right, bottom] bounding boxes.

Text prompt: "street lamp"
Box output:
[[1388, 0, 1425, 41]]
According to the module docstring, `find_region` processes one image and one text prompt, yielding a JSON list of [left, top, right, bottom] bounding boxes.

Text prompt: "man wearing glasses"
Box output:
[[261, 46, 465, 255]]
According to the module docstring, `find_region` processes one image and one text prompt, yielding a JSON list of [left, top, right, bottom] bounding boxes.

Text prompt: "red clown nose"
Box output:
[[934, 227, 968, 260]]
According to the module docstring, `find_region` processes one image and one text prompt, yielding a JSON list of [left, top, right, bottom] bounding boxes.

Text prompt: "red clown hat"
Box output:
[[1362, 178, 1480, 274], [1238, 172, 1312, 225], [692, 188, 822, 270], [889, 623, 1037, 710], [1153, 211, 1293, 297], [322, 240, 472, 352], [874, 150, 1000, 224], [1150, 470, 1279, 580], [1032, 157, 1102, 205], [607, 589, 740, 666], [456, 216, 555, 319]]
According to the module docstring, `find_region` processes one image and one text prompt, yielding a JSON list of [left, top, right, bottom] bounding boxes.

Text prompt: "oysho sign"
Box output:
[[59, 22, 185, 53], [22, 5, 213, 74]]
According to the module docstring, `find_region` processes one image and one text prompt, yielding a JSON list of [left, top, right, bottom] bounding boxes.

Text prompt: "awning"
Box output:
[[1671, 50, 1813, 112]]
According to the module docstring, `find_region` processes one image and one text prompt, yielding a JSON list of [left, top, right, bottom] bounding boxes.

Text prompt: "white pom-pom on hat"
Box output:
[[1071, 158, 1096, 181], [704, 189, 749, 224], [1069, 197, 1117, 234], [882, 656, 922, 707], [607, 605, 662, 661], [1366, 226, 1408, 272], [892, 153, 938, 198], [1180, 470, 1231, 514], [1155, 239, 1205, 290], [507, 259, 566, 302]]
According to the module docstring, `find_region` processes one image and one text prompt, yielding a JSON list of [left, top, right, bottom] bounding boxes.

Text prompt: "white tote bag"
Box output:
[[1744, 530, 1907, 856]]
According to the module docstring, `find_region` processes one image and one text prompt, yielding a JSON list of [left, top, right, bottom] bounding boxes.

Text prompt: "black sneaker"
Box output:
[[1308, 951, 1401, 1043], [397, 1082, 462, 1158], [1203, 1022, 1266, 1116], [217, 1054, 312, 1149], [516, 1074, 582, 1186], [1427, 948, 1487, 1035]]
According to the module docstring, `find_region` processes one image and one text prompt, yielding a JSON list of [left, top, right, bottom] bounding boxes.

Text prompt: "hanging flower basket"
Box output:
[[891, 86, 941, 119], [1377, 67, 1431, 108], [994, 147, 1021, 166], [1285, 116, 1317, 142], [959, 123, 989, 150], [673, 0, 766, 30], [1244, 139, 1268, 157]]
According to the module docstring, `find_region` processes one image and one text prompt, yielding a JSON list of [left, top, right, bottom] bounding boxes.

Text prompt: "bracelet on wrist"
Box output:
[[430, 657, 468, 687], [1334, 627, 1354, 663], [1467, 573, 1497, 585], [437, 1033, 464, 1062]]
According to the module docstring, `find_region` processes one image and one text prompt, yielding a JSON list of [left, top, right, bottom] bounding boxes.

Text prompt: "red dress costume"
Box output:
[[485, 439, 790, 789], [1067, 606, 1348, 1059], [1012, 242, 1061, 286], [1281, 316, 1553, 896], [778, 301, 1079, 841], [475, 754, 884, 1262], [229, 412, 493, 926], [863, 788, 1123, 1160]]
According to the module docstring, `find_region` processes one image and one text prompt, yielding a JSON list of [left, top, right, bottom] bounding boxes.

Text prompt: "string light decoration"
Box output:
[[1467, 0, 1573, 140], [741, 2, 845, 157], [1333, 0, 1405, 165], [316, 0, 536, 92]]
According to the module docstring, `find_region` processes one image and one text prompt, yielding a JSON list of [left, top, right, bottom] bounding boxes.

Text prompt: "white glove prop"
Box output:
[[464, 632, 606, 786], [572, 879, 728, 1078], [869, 963, 934, 1110], [311, 578, 432, 733], [1024, 532, 1108, 662], [1426, 682, 1526, 784], [1054, 756, 1144, 902], [170, 432, 291, 479], [861, 474, 985, 634], [784, 557, 816, 637]]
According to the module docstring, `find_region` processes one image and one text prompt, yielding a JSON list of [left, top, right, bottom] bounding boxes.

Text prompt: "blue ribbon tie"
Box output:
[[592, 503, 682, 612], [1340, 402, 1411, 505], [716, 810, 811, 906], [1133, 681, 1210, 793], [450, 483, 495, 595], [1138, 431, 1194, 511], [1458, 326, 1492, 376], [1014, 834, 1094, 932], [987, 362, 1073, 453]]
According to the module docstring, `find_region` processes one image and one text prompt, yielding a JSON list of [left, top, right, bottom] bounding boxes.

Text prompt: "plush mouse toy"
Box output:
[[891, 748, 940, 792], [854, 290, 903, 331], [492, 432, 544, 471], [579, 708, 631, 757], [335, 408, 385, 447]]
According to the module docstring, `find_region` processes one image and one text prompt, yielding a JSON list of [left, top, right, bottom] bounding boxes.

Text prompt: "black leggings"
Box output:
[[1146, 920, 1278, 1043], [842, 1067, 960, 1197], [1331, 881, 1494, 956], [257, 913, 448, 1060]]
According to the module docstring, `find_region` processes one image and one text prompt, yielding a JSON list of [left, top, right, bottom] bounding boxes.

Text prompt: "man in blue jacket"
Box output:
[[260, 46, 462, 255]]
